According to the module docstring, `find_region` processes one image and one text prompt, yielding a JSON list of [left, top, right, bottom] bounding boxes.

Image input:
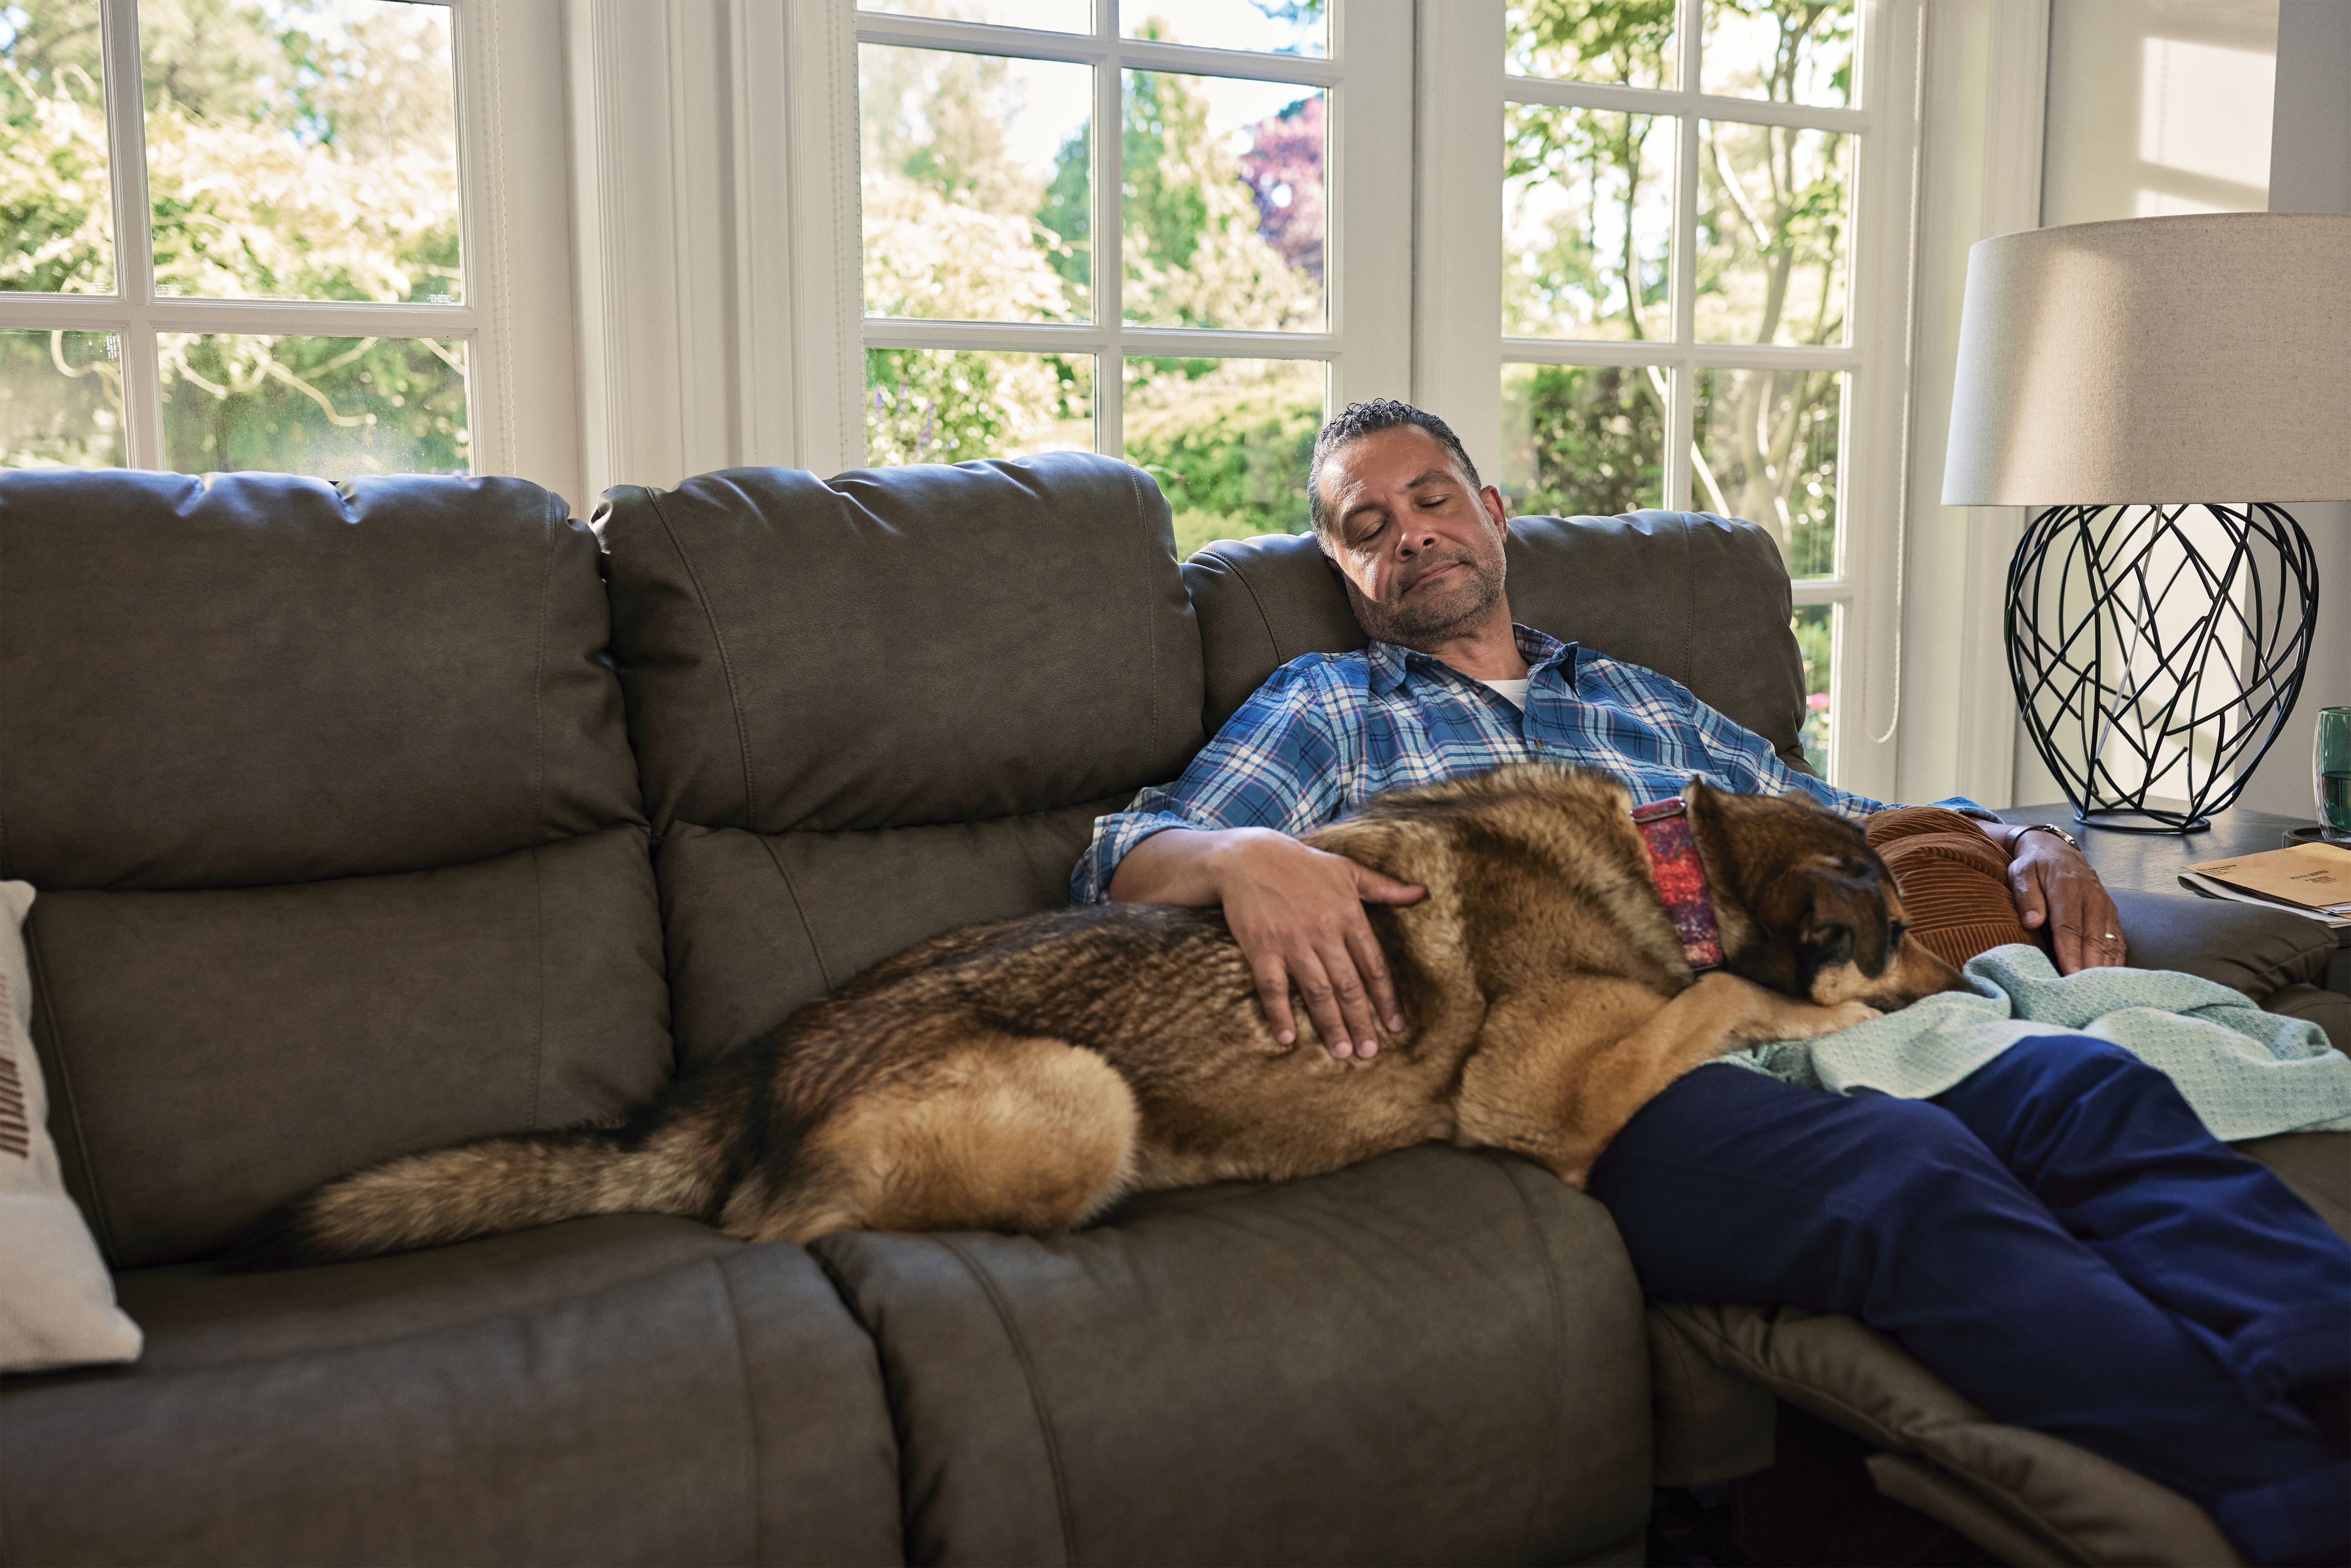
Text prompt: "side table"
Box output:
[[1997, 802, 2350, 995]]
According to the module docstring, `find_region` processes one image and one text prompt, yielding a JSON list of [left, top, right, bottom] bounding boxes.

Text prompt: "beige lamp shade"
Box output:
[[1943, 212, 2351, 506]]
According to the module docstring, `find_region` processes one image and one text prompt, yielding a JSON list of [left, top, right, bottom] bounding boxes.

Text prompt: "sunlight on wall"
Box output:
[[2136, 36, 2274, 208], [2043, 0, 2276, 227]]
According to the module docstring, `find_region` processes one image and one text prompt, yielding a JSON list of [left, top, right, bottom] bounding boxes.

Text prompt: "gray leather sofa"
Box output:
[[0, 454, 2341, 1567]]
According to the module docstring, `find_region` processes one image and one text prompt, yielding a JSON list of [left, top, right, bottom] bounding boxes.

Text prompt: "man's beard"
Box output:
[[1345, 548, 1507, 648]]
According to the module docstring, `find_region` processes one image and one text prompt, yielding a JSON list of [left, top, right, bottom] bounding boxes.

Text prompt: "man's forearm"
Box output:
[[1107, 826, 1265, 905]]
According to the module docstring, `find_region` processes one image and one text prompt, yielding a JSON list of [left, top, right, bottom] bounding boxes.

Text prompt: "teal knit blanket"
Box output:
[[1727, 945, 2351, 1140]]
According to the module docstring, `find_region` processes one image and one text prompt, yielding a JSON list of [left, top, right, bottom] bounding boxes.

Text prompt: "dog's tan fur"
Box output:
[[225, 765, 1963, 1270]]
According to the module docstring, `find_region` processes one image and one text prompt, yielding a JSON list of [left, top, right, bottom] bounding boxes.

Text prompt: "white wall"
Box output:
[[2042, 0, 2277, 225], [1893, 0, 2047, 809], [2239, 0, 2351, 816]]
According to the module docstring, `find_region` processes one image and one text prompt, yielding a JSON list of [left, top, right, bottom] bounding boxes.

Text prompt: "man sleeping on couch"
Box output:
[[1072, 399, 2350, 1567]]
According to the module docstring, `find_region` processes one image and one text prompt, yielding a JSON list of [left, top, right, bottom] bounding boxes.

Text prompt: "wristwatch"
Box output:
[[2006, 821, 2083, 852]]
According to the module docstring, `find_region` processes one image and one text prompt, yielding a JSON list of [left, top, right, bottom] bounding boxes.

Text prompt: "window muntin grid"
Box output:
[[853, 0, 1341, 515], [0, 0, 477, 475]]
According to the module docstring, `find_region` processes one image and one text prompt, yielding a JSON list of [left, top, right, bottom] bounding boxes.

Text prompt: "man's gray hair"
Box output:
[[1305, 399, 1483, 538]]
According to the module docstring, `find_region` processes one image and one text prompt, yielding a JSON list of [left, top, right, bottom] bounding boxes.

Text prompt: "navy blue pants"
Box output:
[[1587, 1034, 2351, 1566]]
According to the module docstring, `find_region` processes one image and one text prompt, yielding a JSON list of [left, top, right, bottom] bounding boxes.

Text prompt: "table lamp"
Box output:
[[1944, 212, 2351, 833]]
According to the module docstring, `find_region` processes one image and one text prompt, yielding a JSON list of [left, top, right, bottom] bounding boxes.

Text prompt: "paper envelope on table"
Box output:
[[2185, 842, 2351, 914]]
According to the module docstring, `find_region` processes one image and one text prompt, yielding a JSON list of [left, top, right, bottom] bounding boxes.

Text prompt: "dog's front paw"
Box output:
[[1817, 998, 1880, 1034], [1771, 998, 1879, 1040]]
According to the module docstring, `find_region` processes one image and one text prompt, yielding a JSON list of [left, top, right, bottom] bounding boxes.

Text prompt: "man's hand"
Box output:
[[2004, 828, 2126, 974], [1108, 826, 1423, 1058]]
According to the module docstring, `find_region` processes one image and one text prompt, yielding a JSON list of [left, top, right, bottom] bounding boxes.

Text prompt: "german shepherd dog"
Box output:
[[226, 765, 1963, 1270]]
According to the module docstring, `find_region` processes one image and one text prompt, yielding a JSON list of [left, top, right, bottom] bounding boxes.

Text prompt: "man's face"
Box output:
[[1318, 426, 1511, 648]]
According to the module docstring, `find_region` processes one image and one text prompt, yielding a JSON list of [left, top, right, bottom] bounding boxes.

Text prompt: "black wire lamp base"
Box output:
[[2005, 502, 2319, 834]]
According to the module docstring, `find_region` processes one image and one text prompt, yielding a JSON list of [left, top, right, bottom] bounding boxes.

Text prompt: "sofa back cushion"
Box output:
[[1184, 511, 1812, 770], [0, 471, 670, 1266], [602, 457, 1204, 1070]]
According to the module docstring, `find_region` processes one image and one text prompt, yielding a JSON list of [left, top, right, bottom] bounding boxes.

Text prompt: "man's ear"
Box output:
[[1479, 483, 1509, 532]]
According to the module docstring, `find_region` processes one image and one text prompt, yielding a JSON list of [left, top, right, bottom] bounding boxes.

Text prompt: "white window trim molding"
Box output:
[[563, 0, 861, 497], [460, 0, 583, 507], [1892, 0, 2047, 809]]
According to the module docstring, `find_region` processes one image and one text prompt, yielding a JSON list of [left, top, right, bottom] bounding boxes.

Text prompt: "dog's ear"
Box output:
[[1801, 867, 1893, 979]]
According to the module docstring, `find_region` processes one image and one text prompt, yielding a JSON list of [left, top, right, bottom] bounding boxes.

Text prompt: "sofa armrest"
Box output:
[[2111, 888, 2338, 999]]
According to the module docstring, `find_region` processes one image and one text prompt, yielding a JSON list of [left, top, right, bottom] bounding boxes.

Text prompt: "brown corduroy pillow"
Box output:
[[1864, 807, 2050, 970]]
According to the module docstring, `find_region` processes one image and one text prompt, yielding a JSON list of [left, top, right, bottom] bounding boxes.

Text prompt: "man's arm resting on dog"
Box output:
[[1074, 663, 1421, 1060], [1108, 826, 1422, 1060]]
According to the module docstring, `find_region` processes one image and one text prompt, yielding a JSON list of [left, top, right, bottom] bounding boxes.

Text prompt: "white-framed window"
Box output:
[[1419, 0, 1922, 790], [1, 0, 563, 487], [849, 0, 1410, 558]]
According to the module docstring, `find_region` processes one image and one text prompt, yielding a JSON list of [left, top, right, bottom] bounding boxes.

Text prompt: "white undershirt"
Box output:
[[1478, 676, 1532, 710]]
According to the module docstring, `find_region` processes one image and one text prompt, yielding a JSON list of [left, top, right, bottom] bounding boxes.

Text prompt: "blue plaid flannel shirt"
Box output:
[[1073, 624, 1982, 904]]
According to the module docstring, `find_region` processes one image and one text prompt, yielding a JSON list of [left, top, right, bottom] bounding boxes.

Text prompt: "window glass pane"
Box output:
[[862, 46, 1091, 323], [865, 348, 1093, 464], [142, 0, 460, 304], [1792, 603, 1834, 774], [860, 0, 1092, 32], [159, 333, 468, 474], [1694, 120, 1848, 345], [1504, 106, 1671, 341], [1123, 1, 1326, 58], [1506, 0, 1676, 88], [2, 0, 113, 292], [1701, 0, 1856, 107], [1500, 362, 1665, 518], [2, 329, 124, 466], [1694, 366, 1839, 577], [1122, 72, 1322, 331], [1123, 356, 1323, 556]]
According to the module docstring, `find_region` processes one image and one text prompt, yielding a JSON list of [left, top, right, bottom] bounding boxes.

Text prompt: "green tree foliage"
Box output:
[[863, 21, 1322, 508], [1504, 363, 1664, 521], [3, 0, 469, 473], [1121, 356, 1319, 555], [1505, 0, 1850, 579]]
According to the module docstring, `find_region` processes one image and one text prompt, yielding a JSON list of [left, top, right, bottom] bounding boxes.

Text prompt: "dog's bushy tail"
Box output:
[[217, 1117, 725, 1272]]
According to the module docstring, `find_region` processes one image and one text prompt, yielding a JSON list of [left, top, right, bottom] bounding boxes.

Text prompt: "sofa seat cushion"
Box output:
[[816, 1146, 1651, 1568], [0, 1217, 902, 1568]]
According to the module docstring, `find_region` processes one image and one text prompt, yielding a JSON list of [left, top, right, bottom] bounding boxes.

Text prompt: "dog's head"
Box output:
[[1683, 782, 1966, 1011]]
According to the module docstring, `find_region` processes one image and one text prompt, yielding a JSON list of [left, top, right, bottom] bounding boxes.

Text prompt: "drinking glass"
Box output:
[[2317, 707, 2351, 843]]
